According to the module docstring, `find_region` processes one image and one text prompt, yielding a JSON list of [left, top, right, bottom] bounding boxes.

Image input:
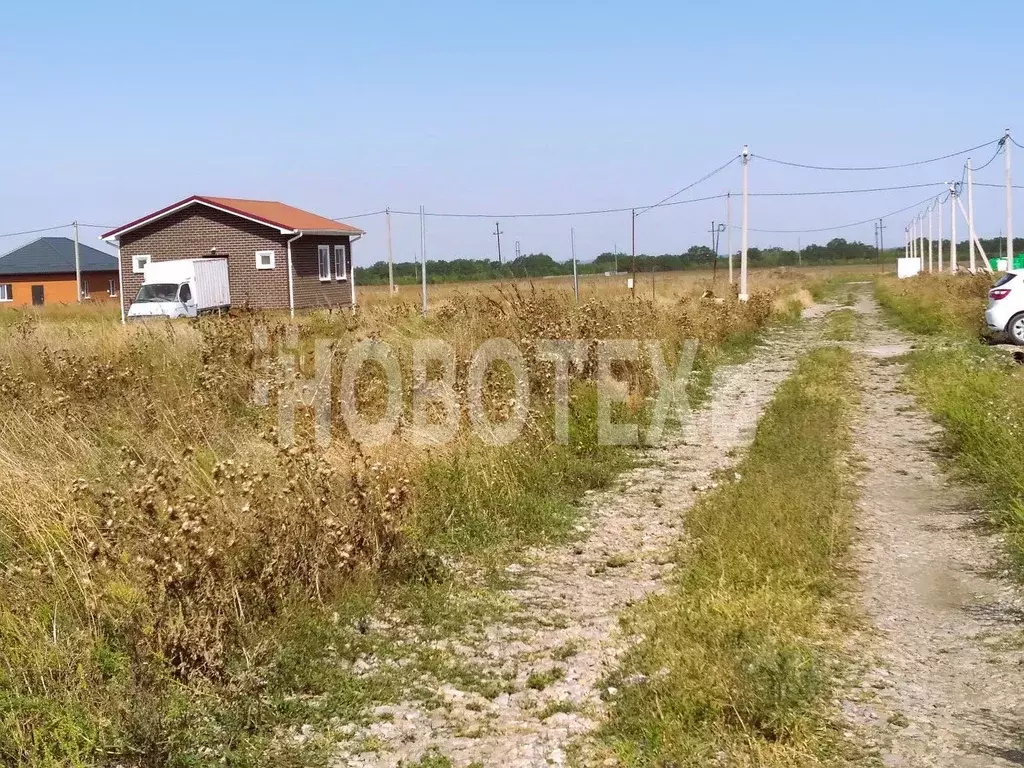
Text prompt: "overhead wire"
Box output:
[[634, 155, 739, 216], [334, 183, 949, 222], [0, 223, 73, 239], [751, 138, 999, 172], [733, 193, 942, 234]]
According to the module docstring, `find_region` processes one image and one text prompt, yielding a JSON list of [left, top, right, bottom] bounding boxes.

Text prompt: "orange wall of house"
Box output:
[[0, 272, 120, 307]]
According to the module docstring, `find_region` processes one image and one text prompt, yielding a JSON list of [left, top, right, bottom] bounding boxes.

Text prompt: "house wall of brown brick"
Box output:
[[117, 205, 354, 312], [291, 235, 354, 310]]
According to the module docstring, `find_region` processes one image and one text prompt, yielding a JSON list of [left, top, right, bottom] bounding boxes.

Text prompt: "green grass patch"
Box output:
[[599, 347, 858, 767], [823, 309, 856, 341], [904, 346, 1024, 571], [874, 273, 990, 339]]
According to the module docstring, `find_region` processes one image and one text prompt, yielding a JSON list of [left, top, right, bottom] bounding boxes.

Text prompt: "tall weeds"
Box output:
[[1, 284, 792, 766]]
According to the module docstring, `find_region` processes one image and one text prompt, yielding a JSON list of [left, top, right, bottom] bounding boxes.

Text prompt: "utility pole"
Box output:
[[420, 205, 428, 316], [630, 208, 637, 300], [386, 207, 394, 294], [726, 191, 733, 284], [937, 196, 944, 272], [570, 227, 579, 302], [494, 222, 503, 265], [928, 204, 934, 273], [950, 184, 958, 273], [514, 239, 521, 263], [874, 222, 879, 260], [1006, 128, 1014, 270], [740, 145, 750, 301], [878, 218, 885, 265], [709, 221, 725, 287], [73, 220, 81, 302], [967, 158, 976, 272], [904, 227, 909, 260], [613, 241, 618, 274]]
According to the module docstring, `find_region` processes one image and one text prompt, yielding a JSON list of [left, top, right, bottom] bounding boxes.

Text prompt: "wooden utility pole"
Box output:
[[386, 207, 394, 294], [494, 222, 503, 265], [630, 208, 636, 300], [570, 227, 579, 302], [878, 218, 885, 265], [726, 191, 733, 284], [420, 206, 428, 316], [73, 220, 81, 302]]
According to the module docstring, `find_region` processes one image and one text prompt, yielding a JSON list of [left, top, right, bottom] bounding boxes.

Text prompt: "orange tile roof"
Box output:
[[102, 195, 365, 240], [201, 197, 364, 234]]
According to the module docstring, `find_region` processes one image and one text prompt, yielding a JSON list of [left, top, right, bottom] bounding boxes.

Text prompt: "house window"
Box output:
[[333, 245, 348, 281], [0, 284, 11, 302], [255, 250, 276, 270], [81, 279, 90, 299], [133, 254, 152, 273], [318, 245, 331, 281], [108, 279, 118, 297]]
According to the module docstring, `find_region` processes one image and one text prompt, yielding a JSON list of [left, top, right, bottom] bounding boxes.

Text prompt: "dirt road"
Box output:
[[332, 321, 825, 767], [842, 289, 1024, 767], [328, 290, 1024, 767]]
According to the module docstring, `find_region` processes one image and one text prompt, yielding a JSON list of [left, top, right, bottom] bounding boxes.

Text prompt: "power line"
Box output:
[[735, 193, 941, 234], [331, 209, 388, 221], [635, 155, 740, 216], [750, 181, 946, 197], [0, 223, 73, 239], [752, 138, 998, 172], [338, 182, 948, 222], [970, 143, 1004, 172]]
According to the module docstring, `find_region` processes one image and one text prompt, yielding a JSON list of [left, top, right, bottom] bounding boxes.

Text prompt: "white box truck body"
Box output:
[[127, 258, 231, 319]]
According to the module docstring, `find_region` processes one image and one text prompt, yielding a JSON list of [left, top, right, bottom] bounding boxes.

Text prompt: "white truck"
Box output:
[[127, 258, 231, 319]]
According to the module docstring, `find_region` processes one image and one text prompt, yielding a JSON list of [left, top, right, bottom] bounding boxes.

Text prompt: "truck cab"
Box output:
[[126, 258, 230, 320], [128, 280, 197, 319]]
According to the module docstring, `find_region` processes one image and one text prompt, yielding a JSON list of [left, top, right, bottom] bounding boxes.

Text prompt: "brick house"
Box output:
[[0, 236, 119, 307], [101, 196, 364, 318]]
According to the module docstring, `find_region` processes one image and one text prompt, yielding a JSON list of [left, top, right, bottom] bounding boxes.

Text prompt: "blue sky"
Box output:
[[1, 0, 1021, 265]]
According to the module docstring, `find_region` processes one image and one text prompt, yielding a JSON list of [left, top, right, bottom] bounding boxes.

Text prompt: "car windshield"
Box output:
[[994, 273, 1017, 288], [135, 283, 179, 302]]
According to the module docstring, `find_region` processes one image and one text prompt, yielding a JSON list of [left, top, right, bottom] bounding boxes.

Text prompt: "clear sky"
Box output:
[[1, 0, 1022, 265]]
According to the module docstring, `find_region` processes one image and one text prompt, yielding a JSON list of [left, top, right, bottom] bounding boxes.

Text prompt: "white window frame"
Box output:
[[81, 279, 90, 299], [0, 283, 12, 302], [255, 249, 276, 270], [333, 244, 348, 281], [318, 245, 331, 281], [108, 278, 118, 297], [132, 254, 152, 274]]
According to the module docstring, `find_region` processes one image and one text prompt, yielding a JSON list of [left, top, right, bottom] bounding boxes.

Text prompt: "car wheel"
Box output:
[[1008, 313, 1024, 346]]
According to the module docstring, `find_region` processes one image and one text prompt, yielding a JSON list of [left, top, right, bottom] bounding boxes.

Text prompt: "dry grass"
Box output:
[[0, 268, 843, 766]]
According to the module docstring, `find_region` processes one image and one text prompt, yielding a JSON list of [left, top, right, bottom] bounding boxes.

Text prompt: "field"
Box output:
[[1, 265, 869, 767]]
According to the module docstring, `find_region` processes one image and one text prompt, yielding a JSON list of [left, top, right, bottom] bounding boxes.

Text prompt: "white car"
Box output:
[[986, 272, 1024, 344]]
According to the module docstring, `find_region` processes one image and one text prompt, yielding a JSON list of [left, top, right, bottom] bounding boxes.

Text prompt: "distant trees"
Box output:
[[354, 237, 893, 285]]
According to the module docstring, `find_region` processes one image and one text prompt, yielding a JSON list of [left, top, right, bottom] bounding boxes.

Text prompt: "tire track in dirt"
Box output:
[[842, 289, 1024, 767], [330, 316, 829, 768]]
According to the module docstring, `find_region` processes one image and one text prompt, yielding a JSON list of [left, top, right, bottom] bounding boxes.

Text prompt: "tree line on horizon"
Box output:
[[354, 236, 1022, 284]]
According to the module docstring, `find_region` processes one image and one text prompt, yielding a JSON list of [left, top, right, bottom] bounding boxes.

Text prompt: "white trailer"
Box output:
[[127, 258, 230, 319]]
